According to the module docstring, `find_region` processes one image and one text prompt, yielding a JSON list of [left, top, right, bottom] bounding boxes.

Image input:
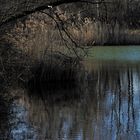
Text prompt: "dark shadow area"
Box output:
[[0, 43, 82, 88], [0, 96, 10, 140]]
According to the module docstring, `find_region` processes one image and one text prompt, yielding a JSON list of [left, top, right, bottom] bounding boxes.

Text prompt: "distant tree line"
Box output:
[[71, 0, 140, 28]]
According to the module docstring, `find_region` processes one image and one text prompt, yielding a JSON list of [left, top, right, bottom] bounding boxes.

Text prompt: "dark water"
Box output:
[[1, 46, 140, 140]]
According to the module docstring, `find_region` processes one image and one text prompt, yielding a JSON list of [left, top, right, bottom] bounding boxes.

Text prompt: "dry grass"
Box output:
[[3, 11, 140, 58], [68, 19, 95, 45]]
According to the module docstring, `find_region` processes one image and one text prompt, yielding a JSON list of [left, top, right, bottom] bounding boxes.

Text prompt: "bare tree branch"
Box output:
[[0, 0, 107, 26]]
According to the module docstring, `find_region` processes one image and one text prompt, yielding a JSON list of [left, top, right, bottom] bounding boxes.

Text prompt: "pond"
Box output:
[[1, 46, 140, 140]]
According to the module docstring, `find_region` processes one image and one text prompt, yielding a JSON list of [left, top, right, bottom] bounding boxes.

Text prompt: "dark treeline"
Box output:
[[54, 0, 140, 27], [87, 0, 140, 28]]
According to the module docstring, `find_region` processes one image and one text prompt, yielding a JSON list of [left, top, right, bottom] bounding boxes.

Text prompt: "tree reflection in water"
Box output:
[[2, 61, 140, 140]]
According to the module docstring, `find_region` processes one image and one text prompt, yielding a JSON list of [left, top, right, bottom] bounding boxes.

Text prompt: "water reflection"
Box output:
[[84, 61, 140, 140], [1, 61, 140, 140]]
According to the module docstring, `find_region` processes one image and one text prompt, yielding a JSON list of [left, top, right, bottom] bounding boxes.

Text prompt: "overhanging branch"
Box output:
[[0, 0, 108, 27]]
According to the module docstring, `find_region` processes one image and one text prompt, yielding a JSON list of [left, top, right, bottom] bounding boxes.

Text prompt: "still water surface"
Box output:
[[1, 46, 140, 140]]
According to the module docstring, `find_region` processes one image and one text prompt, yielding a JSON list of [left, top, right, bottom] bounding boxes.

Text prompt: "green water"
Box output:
[[87, 46, 140, 62]]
